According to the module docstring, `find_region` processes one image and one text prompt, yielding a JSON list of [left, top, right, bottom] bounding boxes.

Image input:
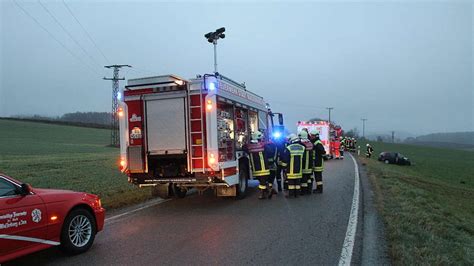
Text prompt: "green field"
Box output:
[[0, 119, 151, 209], [358, 141, 474, 265]]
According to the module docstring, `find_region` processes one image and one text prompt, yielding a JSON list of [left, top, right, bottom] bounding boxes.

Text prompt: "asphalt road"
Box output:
[[8, 155, 359, 266]]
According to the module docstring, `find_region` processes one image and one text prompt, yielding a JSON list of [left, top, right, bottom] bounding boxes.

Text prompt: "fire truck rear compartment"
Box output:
[[148, 155, 189, 178], [145, 97, 187, 156]]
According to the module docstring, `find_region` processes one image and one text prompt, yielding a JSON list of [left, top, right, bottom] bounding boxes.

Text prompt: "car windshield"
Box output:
[[398, 153, 405, 158]]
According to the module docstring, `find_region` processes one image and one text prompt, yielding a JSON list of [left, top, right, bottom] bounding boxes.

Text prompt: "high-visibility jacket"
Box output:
[[366, 146, 374, 155], [300, 139, 314, 174], [244, 142, 270, 177], [312, 139, 326, 172], [280, 142, 305, 179]]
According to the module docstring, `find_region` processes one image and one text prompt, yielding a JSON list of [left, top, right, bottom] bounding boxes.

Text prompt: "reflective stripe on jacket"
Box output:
[[301, 139, 314, 174], [246, 142, 270, 177], [281, 143, 305, 179], [312, 139, 325, 172]]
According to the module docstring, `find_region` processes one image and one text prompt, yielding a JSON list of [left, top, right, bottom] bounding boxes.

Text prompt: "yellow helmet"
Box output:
[[298, 130, 308, 139], [251, 131, 263, 141]]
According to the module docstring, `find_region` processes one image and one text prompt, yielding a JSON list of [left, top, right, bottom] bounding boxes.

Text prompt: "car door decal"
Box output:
[[0, 234, 60, 246]]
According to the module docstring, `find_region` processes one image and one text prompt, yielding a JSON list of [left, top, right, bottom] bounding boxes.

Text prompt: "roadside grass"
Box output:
[[0, 119, 152, 209], [357, 141, 474, 265]]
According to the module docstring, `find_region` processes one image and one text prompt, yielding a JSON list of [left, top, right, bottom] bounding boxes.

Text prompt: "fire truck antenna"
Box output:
[[103, 64, 131, 147]]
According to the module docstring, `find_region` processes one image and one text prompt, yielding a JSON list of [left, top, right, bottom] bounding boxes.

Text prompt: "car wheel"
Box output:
[[172, 184, 187, 198], [60, 208, 96, 255], [384, 160, 390, 164], [236, 162, 249, 200]]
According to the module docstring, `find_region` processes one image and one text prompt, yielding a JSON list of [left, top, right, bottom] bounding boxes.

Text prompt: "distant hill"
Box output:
[[6, 112, 112, 128], [403, 132, 474, 151], [412, 132, 474, 145]]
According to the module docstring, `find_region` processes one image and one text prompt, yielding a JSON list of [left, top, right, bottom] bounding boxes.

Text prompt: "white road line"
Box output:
[[338, 153, 361, 266], [105, 199, 172, 223]]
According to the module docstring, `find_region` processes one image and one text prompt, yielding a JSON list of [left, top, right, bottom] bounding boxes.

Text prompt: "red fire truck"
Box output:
[[118, 73, 280, 199]]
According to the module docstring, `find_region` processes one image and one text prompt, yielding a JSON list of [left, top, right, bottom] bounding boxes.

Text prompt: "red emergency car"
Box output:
[[0, 173, 105, 263]]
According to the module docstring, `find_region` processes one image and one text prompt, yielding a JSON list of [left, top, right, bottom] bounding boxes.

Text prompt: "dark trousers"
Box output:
[[268, 170, 276, 189], [340, 150, 344, 157], [257, 175, 268, 191], [314, 171, 323, 190], [287, 178, 301, 196], [303, 173, 313, 193], [276, 165, 283, 191]]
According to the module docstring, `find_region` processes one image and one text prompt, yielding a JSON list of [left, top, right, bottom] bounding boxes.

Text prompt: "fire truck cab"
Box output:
[[118, 73, 277, 199]]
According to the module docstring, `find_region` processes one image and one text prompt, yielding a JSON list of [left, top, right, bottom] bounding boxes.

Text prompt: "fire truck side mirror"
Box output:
[[278, 114, 284, 125]]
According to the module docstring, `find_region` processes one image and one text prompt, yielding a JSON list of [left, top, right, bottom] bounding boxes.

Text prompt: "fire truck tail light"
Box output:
[[206, 100, 213, 111], [118, 107, 124, 117], [119, 157, 126, 171]]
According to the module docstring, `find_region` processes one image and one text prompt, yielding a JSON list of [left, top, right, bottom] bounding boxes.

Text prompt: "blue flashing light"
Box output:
[[272, 131, 282, 139], [208, 82, 216, 91], [117, 92, 122, 100]]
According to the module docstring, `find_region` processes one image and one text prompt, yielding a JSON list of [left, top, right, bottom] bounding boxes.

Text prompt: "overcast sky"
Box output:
[[1, 0, 472, 136]]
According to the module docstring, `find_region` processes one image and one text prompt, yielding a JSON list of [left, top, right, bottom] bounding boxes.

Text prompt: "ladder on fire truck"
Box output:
[[188, 85, 206, 173]]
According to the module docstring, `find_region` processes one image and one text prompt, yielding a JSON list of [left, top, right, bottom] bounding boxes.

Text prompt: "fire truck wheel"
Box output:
[[60, 208, 96, 255], [151, 184, 171, 199], [172, 184, 187, 198], [236, 162, 249, 200]]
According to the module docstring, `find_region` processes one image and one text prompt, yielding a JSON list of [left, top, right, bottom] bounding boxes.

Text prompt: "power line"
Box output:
[[61, 0, 110, 64], [13, 0, 99, 76], [37, 0, 102, 70]]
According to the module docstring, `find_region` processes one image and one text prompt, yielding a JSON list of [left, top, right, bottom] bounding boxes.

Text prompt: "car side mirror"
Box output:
[[20, 183, 32, 196]]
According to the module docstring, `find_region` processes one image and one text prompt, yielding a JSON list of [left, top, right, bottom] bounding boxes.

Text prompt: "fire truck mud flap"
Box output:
[[151, 183, 172, 199]]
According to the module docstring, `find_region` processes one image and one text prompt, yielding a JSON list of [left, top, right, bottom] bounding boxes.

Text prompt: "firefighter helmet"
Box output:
[[299, 130, 308, 139], [288, 133, 298, 143], [251, 131, 263, 141]]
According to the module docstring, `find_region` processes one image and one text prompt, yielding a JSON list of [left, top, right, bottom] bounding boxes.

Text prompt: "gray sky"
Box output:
[[1, 0, 473, 136]]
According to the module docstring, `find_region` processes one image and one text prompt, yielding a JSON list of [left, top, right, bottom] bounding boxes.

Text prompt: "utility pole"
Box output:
[[392, 131, 395, 143], [361, 118, 367, 138], [104, 64, 131, 147], [326, 107, 334, 124], [204, 27, 226, 73]]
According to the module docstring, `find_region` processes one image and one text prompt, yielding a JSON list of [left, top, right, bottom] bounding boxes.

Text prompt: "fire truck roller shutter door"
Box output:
[[146, 97, 187, 155]]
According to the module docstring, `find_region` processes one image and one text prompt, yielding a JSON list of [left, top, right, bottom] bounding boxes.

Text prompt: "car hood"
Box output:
[[33, 188, 85, 203]]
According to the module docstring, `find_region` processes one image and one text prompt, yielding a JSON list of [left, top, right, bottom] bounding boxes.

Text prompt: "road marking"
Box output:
[[0, 234, 60, 246], [338, 153, 360, 266], [105, 199, 172, 223]]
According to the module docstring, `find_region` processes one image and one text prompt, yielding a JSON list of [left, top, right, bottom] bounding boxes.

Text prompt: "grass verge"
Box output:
[[357, 141, 474, 265], [0, 119, 152, 209]]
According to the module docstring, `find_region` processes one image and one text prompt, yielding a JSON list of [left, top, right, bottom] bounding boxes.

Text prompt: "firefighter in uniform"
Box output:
[[310, 131, 326, 193], [339, 136, 345, 159], [244, 131, 271, 199], [266, 139, 279, 199], [280, 134, 305, 198], [275, 136, 286, 192], [298, 130, 314, 195], [366, 143, 374, 158]]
